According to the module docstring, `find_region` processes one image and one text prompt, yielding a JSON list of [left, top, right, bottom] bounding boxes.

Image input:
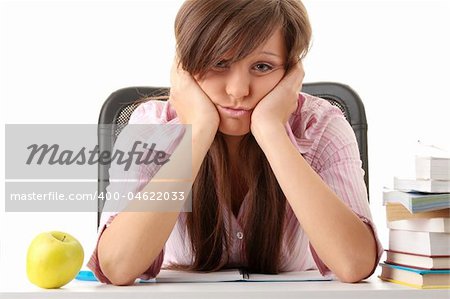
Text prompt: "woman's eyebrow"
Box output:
[[259, 51, 281, 58]]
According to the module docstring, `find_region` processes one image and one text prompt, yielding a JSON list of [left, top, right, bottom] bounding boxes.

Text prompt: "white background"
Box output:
[[1, 0, 449, 286]]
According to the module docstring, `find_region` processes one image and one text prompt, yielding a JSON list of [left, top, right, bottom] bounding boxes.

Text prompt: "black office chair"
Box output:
[[97, 83, 369, 228]]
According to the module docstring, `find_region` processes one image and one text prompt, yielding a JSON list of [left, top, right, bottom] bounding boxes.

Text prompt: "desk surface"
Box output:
[[1, 275, 449, 299]]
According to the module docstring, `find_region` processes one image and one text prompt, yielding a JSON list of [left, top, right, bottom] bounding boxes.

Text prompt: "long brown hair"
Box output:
[[170, 0, 312, 274]]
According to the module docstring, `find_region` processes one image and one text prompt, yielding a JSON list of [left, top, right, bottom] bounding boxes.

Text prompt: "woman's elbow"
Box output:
[[100, 259, 137, 286], [98, 249, 137, 286], [336, 260, 376, 283], [339, 233, 378, 282], [337, 272, 366, 284], [109, 275, 136, 286]]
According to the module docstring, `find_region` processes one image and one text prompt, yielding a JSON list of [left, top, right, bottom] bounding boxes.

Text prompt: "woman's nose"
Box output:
[[225, 68, 250, 101]]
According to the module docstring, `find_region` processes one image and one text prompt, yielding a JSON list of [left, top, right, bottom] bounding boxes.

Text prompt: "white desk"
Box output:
[[1, 275, 449, 299]]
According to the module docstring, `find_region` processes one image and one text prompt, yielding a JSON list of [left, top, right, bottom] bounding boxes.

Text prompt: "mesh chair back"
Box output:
[[97, 83, 369, 228]]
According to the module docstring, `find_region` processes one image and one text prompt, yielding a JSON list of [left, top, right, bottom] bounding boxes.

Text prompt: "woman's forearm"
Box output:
[[98, 125, 216, 285], [253, 124, 377, 283]]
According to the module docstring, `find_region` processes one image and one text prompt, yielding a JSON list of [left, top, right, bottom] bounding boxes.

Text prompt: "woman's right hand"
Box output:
[[169, 56, 220, 130]]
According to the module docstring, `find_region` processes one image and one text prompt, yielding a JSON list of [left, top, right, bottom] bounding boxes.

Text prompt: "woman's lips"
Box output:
[[217, 105, 252, 118]]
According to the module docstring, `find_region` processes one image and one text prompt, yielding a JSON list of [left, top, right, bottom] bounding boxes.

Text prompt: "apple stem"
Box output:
[[62, 235, 66, 242]]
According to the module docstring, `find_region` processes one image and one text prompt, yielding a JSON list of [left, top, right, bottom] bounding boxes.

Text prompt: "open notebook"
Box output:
[[76, 269, 334, 283]]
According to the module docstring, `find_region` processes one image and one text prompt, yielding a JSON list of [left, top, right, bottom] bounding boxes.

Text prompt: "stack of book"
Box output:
[[379, 156, 450, 289]]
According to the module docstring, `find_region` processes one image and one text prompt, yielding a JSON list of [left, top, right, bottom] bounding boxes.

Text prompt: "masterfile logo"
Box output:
[[25, 141, 170, 171]]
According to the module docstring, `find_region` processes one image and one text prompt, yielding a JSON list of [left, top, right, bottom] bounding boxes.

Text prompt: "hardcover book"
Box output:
[[416, 156, 450, 181], [388, 218, 450, 233], [385, 203, 450, 222], [379, 263, 450, 289], [393, 177, 450, 193], [389, 229, 450, 256], [385, 250, 450, 270], [383, 189, 450, 213]]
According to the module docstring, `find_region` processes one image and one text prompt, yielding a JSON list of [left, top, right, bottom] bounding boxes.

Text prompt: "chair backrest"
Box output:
[[97, 82, 369, 228]]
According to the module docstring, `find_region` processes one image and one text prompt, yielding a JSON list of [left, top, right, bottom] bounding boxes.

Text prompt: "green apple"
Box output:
[[26, 231, 84, 289]]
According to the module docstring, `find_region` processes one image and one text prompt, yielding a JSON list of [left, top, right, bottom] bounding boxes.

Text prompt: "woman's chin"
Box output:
[[218, 124, 251, 137]]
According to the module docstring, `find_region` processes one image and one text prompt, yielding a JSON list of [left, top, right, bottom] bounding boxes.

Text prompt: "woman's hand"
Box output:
[[250, 61, 304, 136], [169, 56, 220, 129]]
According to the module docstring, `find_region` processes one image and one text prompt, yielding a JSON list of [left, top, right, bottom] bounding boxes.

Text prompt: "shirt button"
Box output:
[[236, 231, 243, 240]]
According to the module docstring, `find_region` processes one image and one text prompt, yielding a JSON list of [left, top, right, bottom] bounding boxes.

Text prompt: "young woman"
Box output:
[[88, 0, 383, 286]]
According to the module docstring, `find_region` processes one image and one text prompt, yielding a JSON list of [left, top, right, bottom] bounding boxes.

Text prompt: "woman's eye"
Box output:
[[214, 60, 229, 69], [254, 63, 273, 73]]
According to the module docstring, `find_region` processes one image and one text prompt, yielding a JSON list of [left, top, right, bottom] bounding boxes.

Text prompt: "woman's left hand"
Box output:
[[250, 61, 304, 136]]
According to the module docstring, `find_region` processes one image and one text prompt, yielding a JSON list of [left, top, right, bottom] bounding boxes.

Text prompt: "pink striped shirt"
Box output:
[[87, 93, 384, 283]]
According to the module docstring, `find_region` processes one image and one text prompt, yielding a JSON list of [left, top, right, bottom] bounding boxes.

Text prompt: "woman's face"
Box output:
[[195, 28, 287, 137]]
